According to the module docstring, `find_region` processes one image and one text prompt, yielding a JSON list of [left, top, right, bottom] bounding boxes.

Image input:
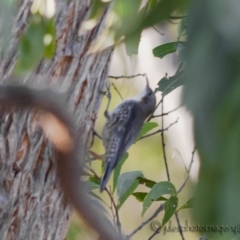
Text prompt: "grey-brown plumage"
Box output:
[[100, 79, 156, 192]]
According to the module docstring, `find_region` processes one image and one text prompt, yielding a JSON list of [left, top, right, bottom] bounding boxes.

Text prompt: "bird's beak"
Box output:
[[145, 76, 149, 88]]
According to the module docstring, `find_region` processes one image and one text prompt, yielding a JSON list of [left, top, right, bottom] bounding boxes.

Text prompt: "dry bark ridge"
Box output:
[[0, 0, 115, 239]]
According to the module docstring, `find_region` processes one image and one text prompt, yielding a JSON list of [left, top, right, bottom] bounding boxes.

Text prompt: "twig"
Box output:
[[161, 96, 170, 181], [177, 148, 196, 193], [148, 226, 162, 240], [151, 25, 164, 35], [85, 165, 101, 179], [105, 188, 122, 235], [175, 212, 185, 240], [85, 165, 122, 235], [139, 118, 179, 140], [160, 97, 184, 240], [112, 83, 123, 100], [108, 73, 146, 80], [151, 104, 182, 118], [88, 129, 102, 149], [126, 205, 164, 239], [175, 62, 184, 75], [147, 98, 163, 122], [167, 18, 179, 24], [104, 82, 112, 119], [88, 150, 104, 161]]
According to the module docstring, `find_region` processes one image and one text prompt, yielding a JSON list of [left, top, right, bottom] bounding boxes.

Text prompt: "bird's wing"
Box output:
[[100, 101, 144, 191]]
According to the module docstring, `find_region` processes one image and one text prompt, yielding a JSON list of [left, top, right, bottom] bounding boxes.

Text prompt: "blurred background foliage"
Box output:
[[183, 0, 240, 239], [2, 0, 240, 239]]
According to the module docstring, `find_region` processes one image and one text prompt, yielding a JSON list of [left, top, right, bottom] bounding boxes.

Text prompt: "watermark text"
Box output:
[[150, 220, 240, 235]]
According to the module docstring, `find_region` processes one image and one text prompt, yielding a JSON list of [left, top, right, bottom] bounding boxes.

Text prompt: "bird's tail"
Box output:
[[100, 161, 113, 192]]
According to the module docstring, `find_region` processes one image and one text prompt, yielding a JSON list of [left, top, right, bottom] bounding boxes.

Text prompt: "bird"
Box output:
[[100, 77, 156, 192]]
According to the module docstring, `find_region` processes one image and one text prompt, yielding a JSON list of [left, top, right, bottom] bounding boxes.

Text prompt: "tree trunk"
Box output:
[[0, 0, 112, 239]]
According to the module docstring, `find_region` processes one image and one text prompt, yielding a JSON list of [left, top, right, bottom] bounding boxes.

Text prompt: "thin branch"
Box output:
[[139, 118, 179, 140], [159, 97, 185, 240], [93, 130, 102, 139], [108, 73, 146, 80], [104, 82, 112, 119], [88, 129, 102, 148], [105, 188, 122, 235], [85, 165, 122, 235], [87, 153, 104, 162], [112, 83, 123, 100], [126, 205, 164, 239], [85, 165, 101, 179], [175, 62, 184, 75], [161, 96, 170, 181], [151, 25, 164, 35], [177, 148, 196, 193], [175, 212, 185, 240], [167, 18, 179, 24], [148, 226, 162, 240], [152, 105, 182, 118], [147, 98, 163, 122]]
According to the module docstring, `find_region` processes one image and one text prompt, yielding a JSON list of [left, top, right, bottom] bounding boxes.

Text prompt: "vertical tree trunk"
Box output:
[[0, 0, 113, 239]]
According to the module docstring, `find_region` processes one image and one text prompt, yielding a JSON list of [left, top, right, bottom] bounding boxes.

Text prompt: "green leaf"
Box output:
[[148, 0, 157, 10], [67, 222, 81, 240], [153, 42, 178, 59], [142, 181, 176, 216], [85, 181, 100, 191], [89, 0, 107, 19], [155, 70, 185, 96], [178, 197, 194, 211], [136, 122, 158, 140], [114, 0, 142, 19], [162, 196, 178, 226], [125, 29, 142, 55], [43, 17, 56, 58], [113, 153, 129, 193], [89, 175, 100, 185], [117, 171, 143, 208], [132, 192, 147, 202], [142, 0, 187, 29], [138, 177, 157, 188], [14, 14, 56, 75], [124, 5, 147, 55], [15, 15, 45, 74], [132, 192, 167, 202]]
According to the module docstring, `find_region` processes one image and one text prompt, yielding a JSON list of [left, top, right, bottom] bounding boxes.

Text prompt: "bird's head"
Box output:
[[135, 76, 156, 116]]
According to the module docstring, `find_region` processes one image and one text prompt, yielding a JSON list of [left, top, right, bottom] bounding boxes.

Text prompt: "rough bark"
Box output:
[[0, 0, 113, 239]]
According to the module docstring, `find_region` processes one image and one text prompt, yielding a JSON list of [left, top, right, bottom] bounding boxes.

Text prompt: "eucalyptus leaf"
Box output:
[[132, 192, 167, 202], [117, 171, 143, 208], [142, 181, 176, 216], [15, 14, 56, 74], [153, 42, 178, 59], [178, 197, 194, 211], [89, 175, 100, 185], [162, 196, 178, 226], [136, 122, 158, 140], [85, 181, 99, 191], [113, 153, 129, 193], [155, 71, 185, 96], [138, 177, 157, 188]]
